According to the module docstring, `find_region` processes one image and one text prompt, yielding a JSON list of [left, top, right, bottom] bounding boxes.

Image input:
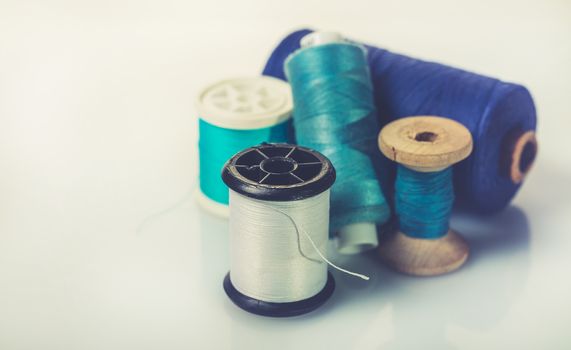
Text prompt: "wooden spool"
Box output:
[[378, 116, 473, 276]]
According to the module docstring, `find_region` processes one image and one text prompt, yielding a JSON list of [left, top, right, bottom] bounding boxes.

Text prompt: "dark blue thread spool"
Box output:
[[263, 29, 538, 214]]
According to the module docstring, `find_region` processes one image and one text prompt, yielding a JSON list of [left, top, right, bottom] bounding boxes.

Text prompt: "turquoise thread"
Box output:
[[395, 166, 454, 239], [285, 43, 391, 231], [198, 119, 290, 204]]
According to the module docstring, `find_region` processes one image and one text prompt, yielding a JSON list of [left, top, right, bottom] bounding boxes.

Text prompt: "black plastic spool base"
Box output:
[[223, 272, 335, 317]]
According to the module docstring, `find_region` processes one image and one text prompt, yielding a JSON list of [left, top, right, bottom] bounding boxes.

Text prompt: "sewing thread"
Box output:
[[264, 29, 538, 214], [284, 38, 391, 251]]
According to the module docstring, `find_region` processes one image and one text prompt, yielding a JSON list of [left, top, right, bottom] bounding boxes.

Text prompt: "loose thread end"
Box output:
[[263, 203, 371, 282]]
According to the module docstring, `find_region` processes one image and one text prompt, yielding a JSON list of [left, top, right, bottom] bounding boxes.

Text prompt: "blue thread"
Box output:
[[395, 166, 454, 239], [198, 119, 290, 205], [284, 42, 391, 232], [263, 29, 537, 214]]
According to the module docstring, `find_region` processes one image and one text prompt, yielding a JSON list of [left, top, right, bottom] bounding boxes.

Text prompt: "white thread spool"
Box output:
[[296, 31, 380, 255], [221, 143, 337, 317], [195, 77, 293, 218]]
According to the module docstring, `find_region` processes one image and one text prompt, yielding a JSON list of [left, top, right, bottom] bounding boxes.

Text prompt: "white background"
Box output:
[[1, 0, 570, 349]]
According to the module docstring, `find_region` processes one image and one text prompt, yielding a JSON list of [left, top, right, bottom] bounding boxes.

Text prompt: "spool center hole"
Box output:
[[260, 157, 297, 174], [519, 140, 537, 174], [414, 131, 438, 142]]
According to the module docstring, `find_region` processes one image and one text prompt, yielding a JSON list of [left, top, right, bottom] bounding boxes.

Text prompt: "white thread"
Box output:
[[229, 190, 369, 303], [266, 207, 370, 281]]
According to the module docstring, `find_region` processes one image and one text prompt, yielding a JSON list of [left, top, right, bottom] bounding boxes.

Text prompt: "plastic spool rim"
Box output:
[[298, 31, 367, 56], [223, 272, 335, 317], [336, 222, 379, 255], [222, 143, 336, 201], [300, 31, 345, 47], [196, 76, 293, 130]]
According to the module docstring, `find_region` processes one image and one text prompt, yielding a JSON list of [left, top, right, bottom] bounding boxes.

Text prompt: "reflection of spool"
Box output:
[[195, 77, 293, 217], [378, 116, 473, 276], [263, 29, 538, 214], [384, 207, 531, 349], [222, 143, 336, 317]]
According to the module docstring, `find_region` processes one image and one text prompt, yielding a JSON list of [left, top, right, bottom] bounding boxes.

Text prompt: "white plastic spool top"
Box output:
[[300, 31, 379, 255], [195, 76, 293, 217], [196, 76, 293, 130], [300, 31, 345, 48]]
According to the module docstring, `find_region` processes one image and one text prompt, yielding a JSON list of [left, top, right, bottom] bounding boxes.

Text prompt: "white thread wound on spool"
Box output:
[[229, 190, 368, 303], [269, 206, 370, 281]]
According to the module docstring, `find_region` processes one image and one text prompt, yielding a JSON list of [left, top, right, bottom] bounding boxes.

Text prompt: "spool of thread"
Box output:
[[284, 32, 391, 255], [263, 29, 538, 214], [195, 77, 293, 217], [378, 116, 473, 276], [221, 143, 337, 317]]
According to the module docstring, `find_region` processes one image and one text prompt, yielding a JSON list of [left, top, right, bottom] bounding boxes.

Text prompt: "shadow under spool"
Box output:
[[262, 29, 538, 214]]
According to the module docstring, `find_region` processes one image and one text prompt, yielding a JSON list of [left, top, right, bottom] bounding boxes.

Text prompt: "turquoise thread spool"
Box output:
[[285, 32, 391, 255], [195, 77, 293, 217], [396, 166, 454, 240], [378, 116, 473, 276]]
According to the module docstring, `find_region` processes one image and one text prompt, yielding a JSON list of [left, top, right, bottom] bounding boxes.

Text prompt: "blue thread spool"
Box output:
[[196, 77, 293, 217], [284, 32, 391, 255], [378, 116, 472, 276], [263, 29, 538, 214]]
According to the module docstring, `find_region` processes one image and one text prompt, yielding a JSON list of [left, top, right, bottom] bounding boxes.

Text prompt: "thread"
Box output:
[[195, 77, 293, 216], [198, 119, 289, 205], [230, 190, 368, 304], [396, 166, 454, 239], [230, 190, 329, 302], [378, 116, 472, 275], [284, 36, 391, 254], [222, 143, 370, 316], [263, 29, 538, 214]]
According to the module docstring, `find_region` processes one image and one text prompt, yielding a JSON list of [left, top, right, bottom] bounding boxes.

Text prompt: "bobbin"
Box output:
[[295, 31, 383, 255], [378, 116, 472, 276], [195, 76, 293, 217], [222, 143, 336, 317]]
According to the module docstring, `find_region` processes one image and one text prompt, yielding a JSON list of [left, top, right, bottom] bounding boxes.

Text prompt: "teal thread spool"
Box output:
[[195, 77, 293, 217], [378, 116, 473, 276], [285, 32, 391, 255], [396, 166, 454, 239]]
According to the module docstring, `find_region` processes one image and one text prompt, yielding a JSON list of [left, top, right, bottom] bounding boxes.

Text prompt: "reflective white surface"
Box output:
[[0, 0, 570, 349]]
